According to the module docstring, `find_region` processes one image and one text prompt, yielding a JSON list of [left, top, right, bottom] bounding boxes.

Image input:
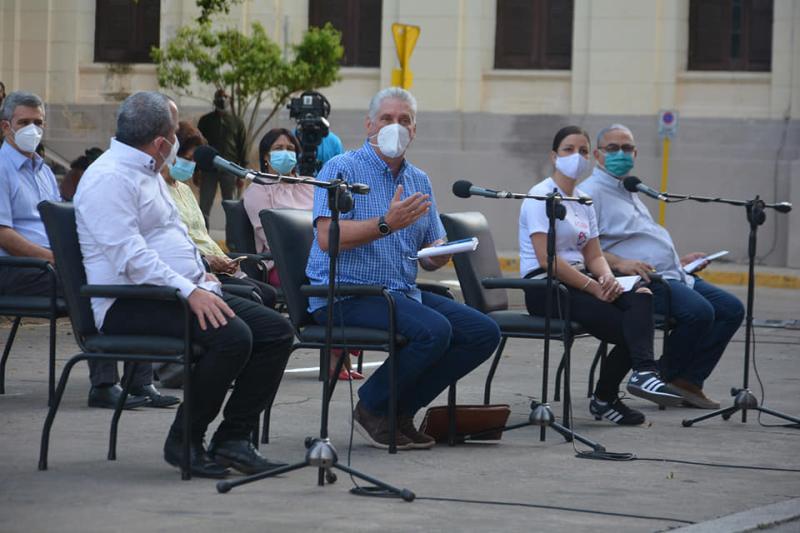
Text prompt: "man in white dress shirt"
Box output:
[[74, 92, 294, 478]]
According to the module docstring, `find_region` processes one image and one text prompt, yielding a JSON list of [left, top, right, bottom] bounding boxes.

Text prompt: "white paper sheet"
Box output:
[[414, 237, 479, 259]]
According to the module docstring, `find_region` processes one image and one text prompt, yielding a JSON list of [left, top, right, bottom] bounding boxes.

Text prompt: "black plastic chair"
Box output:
[[37, 201, 197, 479], [0, 257, 68, 405], [221, 199, 271, 281], [260, 208, 416, 453], [440, 211, 588, 428]]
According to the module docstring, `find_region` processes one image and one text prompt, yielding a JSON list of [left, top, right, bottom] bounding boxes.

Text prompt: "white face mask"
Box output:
[[555, 153, 593, 180], [12, 123, 44, 153], [159, 136, 179, 172], [372, 123, 411, 159]]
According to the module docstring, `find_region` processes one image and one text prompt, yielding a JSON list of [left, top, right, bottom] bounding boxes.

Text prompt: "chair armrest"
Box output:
[[417, 281, 454, 299], [226, 252, 272, 262], [482, 276, 567, 292], [0, 256, 53, 271], [80, 284, 183, 302], [300, 284, 388, 298]]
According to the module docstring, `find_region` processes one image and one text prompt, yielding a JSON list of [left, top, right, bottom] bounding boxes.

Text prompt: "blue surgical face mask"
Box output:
[[269, 150, 297, 175], [603, 151, 635, 177], [169, 157, 196, 182]]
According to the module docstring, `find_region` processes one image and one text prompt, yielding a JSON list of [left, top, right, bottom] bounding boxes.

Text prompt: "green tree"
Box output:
[[151, 21, 343, 155]]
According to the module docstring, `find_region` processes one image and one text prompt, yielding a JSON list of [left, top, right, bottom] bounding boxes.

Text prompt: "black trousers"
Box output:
[[101, 291, 294, 442], [219, 275, 277, 309], [525, 287, 656, 401], [0, 265, 62, 297], [198, 170, 236, 227]]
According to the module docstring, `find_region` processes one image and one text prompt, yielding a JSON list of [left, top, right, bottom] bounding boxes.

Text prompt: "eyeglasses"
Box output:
[[599, 144, 636, 154]]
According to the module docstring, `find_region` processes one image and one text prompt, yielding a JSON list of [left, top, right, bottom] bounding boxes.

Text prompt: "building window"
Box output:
[[309, 0, 382, 67], [494, 0, 573, 70], [94, 0, 161, 63], [688, 0, 772, 71]]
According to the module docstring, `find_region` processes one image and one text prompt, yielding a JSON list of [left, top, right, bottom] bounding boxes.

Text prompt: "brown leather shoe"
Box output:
[[353, 402, 413, 450], [670, 378, 721, 409], [398, 414, 435, 449]]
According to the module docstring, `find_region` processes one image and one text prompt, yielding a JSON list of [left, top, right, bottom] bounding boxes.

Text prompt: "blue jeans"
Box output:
[[651, 278, 744, 387], [314, 291, 501, 416]]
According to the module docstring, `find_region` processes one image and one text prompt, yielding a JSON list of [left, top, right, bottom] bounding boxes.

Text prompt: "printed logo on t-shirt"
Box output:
[[576, 231, 587, 247]]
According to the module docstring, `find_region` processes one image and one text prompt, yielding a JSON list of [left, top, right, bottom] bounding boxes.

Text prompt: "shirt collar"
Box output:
[[361, 139, 408, 179], [593, 165, 628, 192], [1, 139, 44, 172], [109, 138, 159, 174]]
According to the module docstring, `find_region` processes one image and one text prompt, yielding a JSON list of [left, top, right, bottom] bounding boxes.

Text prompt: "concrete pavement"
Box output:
[[0, 279, 798, 532]]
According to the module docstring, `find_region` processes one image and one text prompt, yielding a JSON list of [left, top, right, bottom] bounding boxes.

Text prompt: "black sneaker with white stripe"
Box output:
[[626, 371, 684, 407], [589, 396, 645, 425]]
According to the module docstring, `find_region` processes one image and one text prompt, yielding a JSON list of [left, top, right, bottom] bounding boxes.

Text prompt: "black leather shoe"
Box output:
[[163, 434, 230, 479], [208, 438, 287, 475], [88, 384, 150, 410], [129, 384, 180, 408]]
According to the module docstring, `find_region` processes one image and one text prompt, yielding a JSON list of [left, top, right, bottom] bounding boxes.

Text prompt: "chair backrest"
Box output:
[[38, 201, 98, 340], [222, 199, 256, 254], [259, 208, 315, 327], [440, 212, 509, 314]]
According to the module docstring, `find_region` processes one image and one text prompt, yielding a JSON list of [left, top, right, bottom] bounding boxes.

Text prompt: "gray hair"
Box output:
[[368, 87, 418, 122], [1, 91, 44, 122], [596, 123, 634, 147], [115, 91, 174, 147]]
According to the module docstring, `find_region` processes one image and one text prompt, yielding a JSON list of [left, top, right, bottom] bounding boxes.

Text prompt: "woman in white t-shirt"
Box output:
[[519, 125, 682, 425]]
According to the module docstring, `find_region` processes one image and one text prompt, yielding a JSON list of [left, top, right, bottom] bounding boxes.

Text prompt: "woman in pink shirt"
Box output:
[[244, 128, 361, 380]]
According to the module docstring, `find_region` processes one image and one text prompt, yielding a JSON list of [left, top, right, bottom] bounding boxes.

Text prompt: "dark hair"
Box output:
[[551, 125, 591, 152], [258, 128, 300, 172], [175, 121, 206, 157]]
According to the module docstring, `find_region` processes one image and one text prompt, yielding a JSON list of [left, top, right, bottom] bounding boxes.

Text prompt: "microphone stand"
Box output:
[[218, 174, 414, 501], [658, 194, 800, 428], [463, 188, 607, 453]]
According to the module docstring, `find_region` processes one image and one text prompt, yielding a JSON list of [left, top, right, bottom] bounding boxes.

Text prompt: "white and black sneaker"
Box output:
[[589, 395, 645, 425], [626, 371, 684, 407]]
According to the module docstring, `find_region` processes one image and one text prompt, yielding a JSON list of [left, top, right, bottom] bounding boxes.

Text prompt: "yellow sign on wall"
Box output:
[[391, 23, 420, 89]]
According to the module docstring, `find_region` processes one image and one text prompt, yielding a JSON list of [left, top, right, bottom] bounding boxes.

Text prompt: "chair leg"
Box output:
[[39, 355, 84, 471], [447, 382, 457, 447], [0, 317, 22, 395], [260, 406, 270, 444], [588, 342, 607, 398], [554, 350, 566, 402], [48, 314, 57, 406], [109, 364, 137, 461], [483, 336, 507, 405], [562, 337, 573, 428]]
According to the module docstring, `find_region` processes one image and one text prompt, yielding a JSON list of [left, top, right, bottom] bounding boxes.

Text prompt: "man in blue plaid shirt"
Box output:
[[306, 88, 501, 450]]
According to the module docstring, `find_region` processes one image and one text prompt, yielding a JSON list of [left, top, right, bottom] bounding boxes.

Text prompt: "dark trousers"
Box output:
[[219, 275, 277, 309], [651, 278, 744, 387], [101, 291, 294, 442], [198, 170, 237, 227], [0, 265, 62, 297], [314, 291, 501, 416], [525, 287, 656, 401]]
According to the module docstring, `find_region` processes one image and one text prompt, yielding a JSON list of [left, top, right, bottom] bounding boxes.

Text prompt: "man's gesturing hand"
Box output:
[[383, 185, 431, 231], [188, 289, 236, 331]]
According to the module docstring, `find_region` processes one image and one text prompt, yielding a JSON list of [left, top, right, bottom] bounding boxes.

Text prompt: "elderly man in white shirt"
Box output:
[[74, 91, 294, 478], [581, 124, 744, 409]]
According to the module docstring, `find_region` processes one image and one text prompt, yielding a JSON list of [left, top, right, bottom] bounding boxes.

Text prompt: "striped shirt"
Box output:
[[305, 141, 446, 312]]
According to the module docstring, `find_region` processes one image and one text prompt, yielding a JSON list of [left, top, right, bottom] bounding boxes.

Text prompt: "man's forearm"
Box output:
[[602, 250, 624, 269], [316, 218, 381, 251], [0, 227, 54, 261]]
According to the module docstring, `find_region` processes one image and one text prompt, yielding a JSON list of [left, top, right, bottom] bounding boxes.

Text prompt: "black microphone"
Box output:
[[622, 176, 667, 201], [194, 145, 257, 181], [773, 202, 792, 213], [452, 180, 513, 199]]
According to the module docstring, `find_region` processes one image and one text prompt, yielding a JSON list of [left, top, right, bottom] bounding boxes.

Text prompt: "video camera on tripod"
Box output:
[[288, 91, 331, 176]]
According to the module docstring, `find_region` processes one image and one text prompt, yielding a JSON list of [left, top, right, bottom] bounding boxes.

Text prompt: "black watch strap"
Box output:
[[378, 215, 392, 235]]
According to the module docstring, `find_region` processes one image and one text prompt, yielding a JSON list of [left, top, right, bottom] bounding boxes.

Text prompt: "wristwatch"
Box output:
[[377, 215, 392, 236]]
